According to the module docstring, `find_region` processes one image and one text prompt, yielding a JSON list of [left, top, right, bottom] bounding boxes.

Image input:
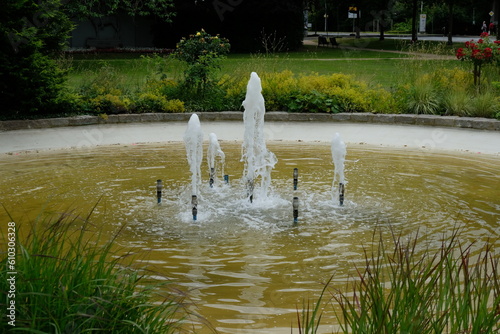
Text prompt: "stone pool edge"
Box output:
[[1, 112, 499, 132]]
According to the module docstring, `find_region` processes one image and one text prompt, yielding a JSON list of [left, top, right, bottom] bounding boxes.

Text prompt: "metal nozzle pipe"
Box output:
[[156, 179, 163, 204], [293, 196, 299, 223], [293, 168, 298, 190], [339, 182, 345, 206], [192, 195, 198, 220], [209, 167, 215, 188], [247, 179, 254, 203]]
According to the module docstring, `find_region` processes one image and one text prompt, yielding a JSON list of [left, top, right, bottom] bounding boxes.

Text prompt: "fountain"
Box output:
[[1, 72, 498, 334], [331, 133, 347, 206], [183, 113, 203, 220], [241, 72, 277, 203]]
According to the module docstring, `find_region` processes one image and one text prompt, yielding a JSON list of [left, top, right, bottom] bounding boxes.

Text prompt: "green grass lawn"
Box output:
[[66, 37, 462, 92]]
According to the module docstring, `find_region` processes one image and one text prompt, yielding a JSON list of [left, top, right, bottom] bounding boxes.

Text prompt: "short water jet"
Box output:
[[331, 133, 347, 206], [207, 132, 225, 188], [184, 114, 203, 219]]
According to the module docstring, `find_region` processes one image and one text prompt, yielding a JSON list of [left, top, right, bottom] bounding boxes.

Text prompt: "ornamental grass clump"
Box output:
[[456, 32, 500, 86], [332, 228, 500, 334], [0, 211, 189, 333]]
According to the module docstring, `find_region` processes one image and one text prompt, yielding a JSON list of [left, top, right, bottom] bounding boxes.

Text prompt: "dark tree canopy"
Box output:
[[153, 0, 305, 52], [1, 0, 74, 118], [63, 0, 175, 20]]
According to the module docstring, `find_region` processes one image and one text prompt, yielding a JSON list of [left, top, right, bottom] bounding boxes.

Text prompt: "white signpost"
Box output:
[[419, 14, 427, 33]]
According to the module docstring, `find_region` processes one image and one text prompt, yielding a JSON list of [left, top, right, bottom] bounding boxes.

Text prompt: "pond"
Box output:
[[1, 140, 498, 333]]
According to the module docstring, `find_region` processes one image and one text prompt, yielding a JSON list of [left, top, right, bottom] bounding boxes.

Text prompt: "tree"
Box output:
[[0, 0, 73, 118], [63, 0, 175, 21]]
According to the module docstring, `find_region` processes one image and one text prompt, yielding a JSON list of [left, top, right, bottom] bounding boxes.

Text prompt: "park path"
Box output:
[[302, 37, 456, 60]]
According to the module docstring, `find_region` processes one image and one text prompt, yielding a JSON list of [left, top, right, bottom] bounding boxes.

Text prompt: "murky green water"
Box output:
[[1, 142, 499, 333]]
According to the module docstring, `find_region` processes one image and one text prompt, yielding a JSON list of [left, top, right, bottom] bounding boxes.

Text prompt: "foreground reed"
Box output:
[[0, 211, 191, 333], [297, 228, 500, 334]]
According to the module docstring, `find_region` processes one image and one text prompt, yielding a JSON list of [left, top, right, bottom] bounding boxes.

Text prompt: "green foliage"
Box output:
[[63, 0, 175, 21], [255, 71, 398, 113], [89, 94, 132, 114], [134, 93, 169, 113], [0, 212, 185, 333], [333, 228, 500, 334], [288, 90, 340, 113], [456, 33, 500, 86], [173, 29, 230, 92], [405, 77, 441, 115], [390, 19, 413, 33], [397, 67, 499, 118], [164, 99, 185, 113], [469, 90, 500, 117], [0, 0, 74, 119]]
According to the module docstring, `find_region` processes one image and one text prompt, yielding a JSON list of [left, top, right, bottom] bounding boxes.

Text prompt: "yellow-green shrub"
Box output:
[[145, 78, 179, 97], [164, 99, 185, 113], [134, 93, 169, 113], [89, 94, 131, 114], [260, 70, 297, 110]]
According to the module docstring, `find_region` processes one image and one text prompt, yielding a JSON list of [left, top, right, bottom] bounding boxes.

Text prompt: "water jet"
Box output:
[[241, 72, 277, 203], [184, 114, 203, 219], [331, 132, 347, 206]]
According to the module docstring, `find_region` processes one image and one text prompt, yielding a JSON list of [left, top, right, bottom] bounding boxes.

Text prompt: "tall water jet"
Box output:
[[331, 133, 347, 206], [207, 133, 225, 188], [241, 72, 277, 202], [184, 114, 203, 219]]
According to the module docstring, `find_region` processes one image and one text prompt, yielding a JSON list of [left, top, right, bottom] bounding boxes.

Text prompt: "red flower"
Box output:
[[480, 32, 489, 38]]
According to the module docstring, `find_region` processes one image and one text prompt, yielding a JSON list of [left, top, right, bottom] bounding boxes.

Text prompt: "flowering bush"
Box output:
[[173, 29, 230, 91], [456, 32, 500, 86]]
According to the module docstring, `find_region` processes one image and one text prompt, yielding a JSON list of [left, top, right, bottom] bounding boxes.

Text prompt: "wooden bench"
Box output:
[[329, 37, 340, 47], [318, 36, 340, 48], [318, 36, 328, 47]]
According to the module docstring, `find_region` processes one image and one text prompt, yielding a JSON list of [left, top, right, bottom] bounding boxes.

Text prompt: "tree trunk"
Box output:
[[379, 16, 385, 41], [411, 0, 418, 42], [447, 1, 454, 45], [473, 63, 481, 87]]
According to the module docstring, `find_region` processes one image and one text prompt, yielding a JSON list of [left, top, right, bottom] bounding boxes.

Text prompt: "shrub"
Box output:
[[164, 99, 185, 113], [78, 63, 127, 98], [173, 29, 230, 93], [89, 94, 131, 114], [288, 90, 340, 113], [1, 0, 73, 119], [261, 70, 297, 110], [134, 92, 169, 113], [456, 33, 499, 86]]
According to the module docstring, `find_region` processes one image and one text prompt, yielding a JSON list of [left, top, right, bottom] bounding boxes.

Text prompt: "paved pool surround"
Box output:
[[1, 112, 499, 155], [1, 112, 500, 131]]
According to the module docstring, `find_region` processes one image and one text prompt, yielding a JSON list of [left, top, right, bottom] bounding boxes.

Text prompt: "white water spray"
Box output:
[[207, 132, 225, 187], [184, 114, 204, 196], [241, 72, 277, 202], [331, 132, 347, 205]]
